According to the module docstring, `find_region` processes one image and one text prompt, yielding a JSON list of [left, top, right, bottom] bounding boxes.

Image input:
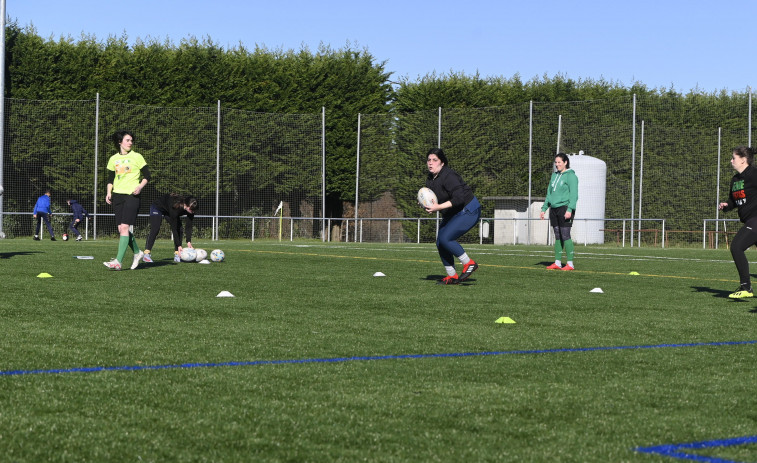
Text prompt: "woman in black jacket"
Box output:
[[719, 146, 757, 298], [424, 148, 481, 285], [142, 193, 199, 263]]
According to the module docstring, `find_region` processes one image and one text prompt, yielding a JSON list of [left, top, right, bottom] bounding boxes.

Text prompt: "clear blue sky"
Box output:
[[8, 0, 756, 93]]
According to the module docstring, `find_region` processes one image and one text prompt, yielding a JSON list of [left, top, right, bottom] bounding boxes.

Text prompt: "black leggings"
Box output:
[[730, 218, 757, 286], [145, 211, 170, 251], [552, 226, 572, 241]]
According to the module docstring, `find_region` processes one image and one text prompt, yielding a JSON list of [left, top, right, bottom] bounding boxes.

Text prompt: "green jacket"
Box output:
[[541, 169, 578, 212]]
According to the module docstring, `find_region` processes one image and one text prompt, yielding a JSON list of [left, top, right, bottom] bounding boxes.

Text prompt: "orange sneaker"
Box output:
[[562, 265, 575, 271], [437, 274, 459, 285], [459, 260, 478, 282], [546, 263, 561, 270]]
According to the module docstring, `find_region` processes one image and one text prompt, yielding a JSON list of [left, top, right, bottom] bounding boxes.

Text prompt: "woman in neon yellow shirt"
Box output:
[[103, 130, 151, 271]]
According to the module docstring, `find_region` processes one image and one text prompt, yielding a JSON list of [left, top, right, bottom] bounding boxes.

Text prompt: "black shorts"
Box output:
[[112, 193, 141, 226], [549, 205, 575, 228]]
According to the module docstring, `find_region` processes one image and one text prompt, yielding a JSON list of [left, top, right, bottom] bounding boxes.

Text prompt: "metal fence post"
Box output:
[[93, 93, 100, 240], [322, 106, 326, 242], [630, 94, 637, 247], [355, 113, 361, 243], [215, 100, 221, 241]]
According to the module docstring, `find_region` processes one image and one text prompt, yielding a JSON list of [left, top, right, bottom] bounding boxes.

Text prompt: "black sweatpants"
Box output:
[[145, 207, 167, 252], [730, 217, 757, 287]]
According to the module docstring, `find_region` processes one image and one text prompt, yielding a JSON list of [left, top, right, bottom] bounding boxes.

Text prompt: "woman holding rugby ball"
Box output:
[[424, 148, 481, 285]]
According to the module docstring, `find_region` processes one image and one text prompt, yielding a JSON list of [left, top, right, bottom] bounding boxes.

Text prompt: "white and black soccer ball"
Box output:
[[194, 249, 207, 262], [62, 233, 69, 241], [210, 249, 225, 262], [180, 248, 197, 262], [417, 187, 438, 208]]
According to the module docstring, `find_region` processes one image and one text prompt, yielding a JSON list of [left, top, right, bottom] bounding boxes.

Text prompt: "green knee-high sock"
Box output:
[[128, 233, 140, 253], [116, 235, 130, 263], [565, 239, 575, 261], [554, 239, 564, 262]]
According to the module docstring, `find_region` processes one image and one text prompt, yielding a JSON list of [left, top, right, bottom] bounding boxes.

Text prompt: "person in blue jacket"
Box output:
[[66, 198, 90, 241], [32, 190, 56, 241]]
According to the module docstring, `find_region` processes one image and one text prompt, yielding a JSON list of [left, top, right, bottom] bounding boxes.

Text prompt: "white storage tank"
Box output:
[[567, 152, 606, 244]]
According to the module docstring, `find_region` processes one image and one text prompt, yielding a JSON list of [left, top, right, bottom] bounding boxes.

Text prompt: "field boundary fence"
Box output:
[[0, 92, 754, 248], [703, 218, 742, 250]]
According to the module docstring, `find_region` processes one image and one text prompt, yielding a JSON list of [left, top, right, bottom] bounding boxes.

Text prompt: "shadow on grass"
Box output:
[[0, 251, 41, 259], [135, 259, 178, 269], [693, 286, 757, 312], [423, 274, 477, 286], [691, 286, 734, 299]]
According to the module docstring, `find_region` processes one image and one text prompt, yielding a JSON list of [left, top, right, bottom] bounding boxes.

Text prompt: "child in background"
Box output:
[[67, 198, 90, 241], [32, 189, 56, 241]]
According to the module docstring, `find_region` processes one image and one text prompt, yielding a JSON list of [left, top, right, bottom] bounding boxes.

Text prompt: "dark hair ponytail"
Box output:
[[734, 146, 755, 166], [556, 152, 570, 169], [427, 147, 449, 166], [112, 130, 134, 148]]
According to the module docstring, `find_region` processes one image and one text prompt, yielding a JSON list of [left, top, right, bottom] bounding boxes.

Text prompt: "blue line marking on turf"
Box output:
[[635, 435, 757, 462], [1, 339, 756, 377]]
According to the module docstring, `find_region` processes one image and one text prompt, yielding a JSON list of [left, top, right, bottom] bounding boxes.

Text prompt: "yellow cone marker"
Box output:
[[495, 317, 516, 324], [629, 271, 640, 275], [37, 273, 53, 278]]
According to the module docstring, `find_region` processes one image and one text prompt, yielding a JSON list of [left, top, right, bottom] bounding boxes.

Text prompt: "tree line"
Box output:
[[4, 23, 752, 236]]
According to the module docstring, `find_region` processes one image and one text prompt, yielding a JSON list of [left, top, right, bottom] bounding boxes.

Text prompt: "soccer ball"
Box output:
[[210, 249, 225, 262], [417, 187, 438, 208], [194, 249, 207, 262], [62, 233, 69, 241], [180, 248, 197, 262]]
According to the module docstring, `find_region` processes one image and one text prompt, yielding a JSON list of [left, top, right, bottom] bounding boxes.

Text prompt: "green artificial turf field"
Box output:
[[1, 238, 756, 462]]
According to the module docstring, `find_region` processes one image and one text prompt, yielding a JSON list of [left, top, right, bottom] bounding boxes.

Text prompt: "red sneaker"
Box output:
[[459, 260, 478, 282], [437, 274, 459, 285], [562, 265, 575, 271], [546, 263, 562, 270]]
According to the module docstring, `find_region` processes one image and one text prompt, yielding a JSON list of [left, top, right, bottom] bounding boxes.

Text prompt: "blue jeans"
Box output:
[[436, 197, 481, 267]]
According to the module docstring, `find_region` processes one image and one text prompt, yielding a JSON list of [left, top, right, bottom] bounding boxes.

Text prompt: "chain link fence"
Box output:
[[355, 95, 753, 247], [0, 98, 323, 241], [1, 95, 753, 247]]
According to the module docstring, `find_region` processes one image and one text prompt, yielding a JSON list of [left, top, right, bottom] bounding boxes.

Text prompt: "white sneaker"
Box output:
[[75, 235, 82, 241], [103, 259, 122, 271], [131, 251, 144, 270]]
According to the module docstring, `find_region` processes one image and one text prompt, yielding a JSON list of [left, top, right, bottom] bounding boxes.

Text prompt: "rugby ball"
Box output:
[[417, 187, 438, 208], [194, 249, 207, 262], [210, 249, 225, 262], [180, 248, 197, 262]]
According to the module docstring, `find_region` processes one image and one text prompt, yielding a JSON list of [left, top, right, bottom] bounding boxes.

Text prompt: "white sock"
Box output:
[[459, 253, 470, 265], [567, 261, 574, 268], [445, 266, 457, 277], [555, 260, 562, 267]]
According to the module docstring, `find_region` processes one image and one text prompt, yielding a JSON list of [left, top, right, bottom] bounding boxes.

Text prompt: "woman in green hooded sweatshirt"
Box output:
[[540, 153, 579, 270]]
